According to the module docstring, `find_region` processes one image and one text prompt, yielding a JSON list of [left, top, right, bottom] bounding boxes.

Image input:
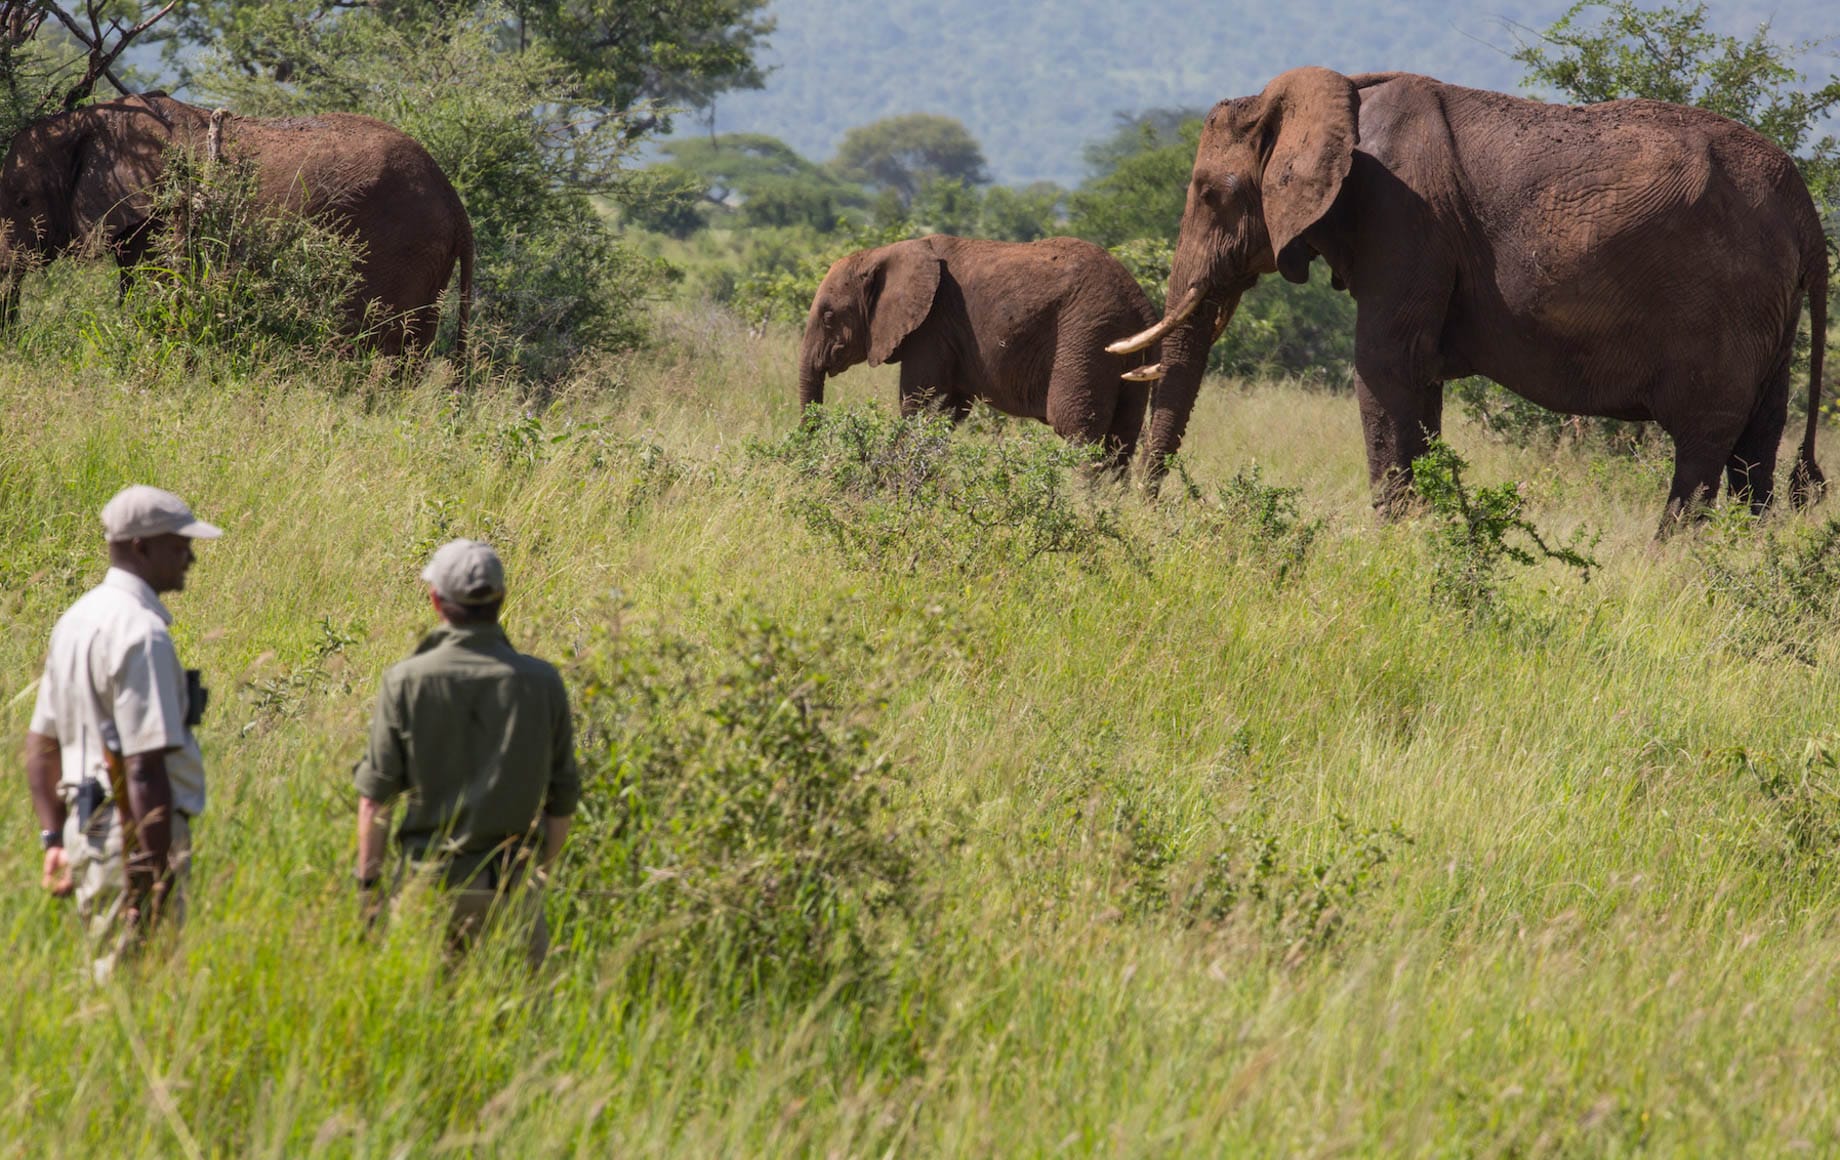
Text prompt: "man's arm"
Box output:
[[123, 748, 176, 881], [356, 795, 392, 882], [25, 731, 71, 896], [540, 814, 571, 872], [25, 730, 64, 836], [540, 672, 580, 874]]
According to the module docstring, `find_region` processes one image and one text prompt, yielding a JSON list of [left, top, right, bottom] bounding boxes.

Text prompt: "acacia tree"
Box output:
[[831, 114, 988, 208], [1513, 1, 1840, 211], [660, 132, 867, 230], [164, 0, 771, 139]]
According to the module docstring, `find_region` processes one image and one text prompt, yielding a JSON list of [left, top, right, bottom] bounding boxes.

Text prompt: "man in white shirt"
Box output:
[[24, 485, 222, 975]]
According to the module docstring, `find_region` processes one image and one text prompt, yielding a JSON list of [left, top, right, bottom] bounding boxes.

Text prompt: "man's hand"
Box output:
[[42, 846, 72, 896]]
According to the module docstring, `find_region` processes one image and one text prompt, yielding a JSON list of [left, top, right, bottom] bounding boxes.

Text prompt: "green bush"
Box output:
[[1172, 816, 1413, 962], [1168, 459, 1323, 588], [1062, 764, 1411, 963], [1413, 439, 1599, 620], [751, 404, 1141, 574], [566, 612, 924, 998], [65, 149, 370, 377], [728, 218, 917, 327], [1699, 512, 1840, 664], [1719, 739, 1840, 877], [190, 7, 664, 380]]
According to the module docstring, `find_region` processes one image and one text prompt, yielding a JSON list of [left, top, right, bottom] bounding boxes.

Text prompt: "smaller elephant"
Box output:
[[798, 234, 1160, 472]]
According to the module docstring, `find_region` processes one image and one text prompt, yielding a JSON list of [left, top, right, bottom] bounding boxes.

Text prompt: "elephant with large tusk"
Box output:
[[1115, 67, 1830, 525]]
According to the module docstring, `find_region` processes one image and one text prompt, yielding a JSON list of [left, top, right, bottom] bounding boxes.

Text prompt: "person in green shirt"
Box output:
[[353, 539, 579, 967]]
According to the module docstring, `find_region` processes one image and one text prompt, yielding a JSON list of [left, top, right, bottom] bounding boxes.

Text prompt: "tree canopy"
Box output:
[[1514, 0, 1840, 210], [831, 114, 989, 207], [163, 0, 773, 138]]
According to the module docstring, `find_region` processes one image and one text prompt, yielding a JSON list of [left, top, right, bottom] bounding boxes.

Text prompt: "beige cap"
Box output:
[[101, 485, 224, 542], [422, 539, 506, 606]]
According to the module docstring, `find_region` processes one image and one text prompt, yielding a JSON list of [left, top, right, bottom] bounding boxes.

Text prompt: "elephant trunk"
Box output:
[[795, 319, 829, 408], [798, 364, 825, 409], [1143, 289, 1242, 484]]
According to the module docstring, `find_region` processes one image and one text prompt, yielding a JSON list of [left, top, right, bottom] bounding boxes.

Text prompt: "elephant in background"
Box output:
[[0, 92, 473, 354], [799, 234, 1160, 473], [1111, 67, 1830, 524]]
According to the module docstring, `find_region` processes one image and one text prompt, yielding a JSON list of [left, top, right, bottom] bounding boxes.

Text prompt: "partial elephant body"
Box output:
[[800, 235, 1159, 472], [1120, 68, 1828, 523], [0, 93, 473, 354]]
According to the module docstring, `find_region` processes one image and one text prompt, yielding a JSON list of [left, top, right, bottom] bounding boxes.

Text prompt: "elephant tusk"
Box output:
[[1106, 286, 1204, 354], [1121, 363, 1166, 382], [1209, 303, 1233, 346]]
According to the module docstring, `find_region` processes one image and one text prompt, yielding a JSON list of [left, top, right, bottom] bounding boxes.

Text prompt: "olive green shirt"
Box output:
[[354, 622, 580, 867]]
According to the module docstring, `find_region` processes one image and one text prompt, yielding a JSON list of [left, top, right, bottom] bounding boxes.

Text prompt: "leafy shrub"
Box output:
[[1699, 512, 1840, 665], [1217, 268, 1356, 385], [728, 218, 917, 327], [244, 616, 364, 726], [1169, 459, 1323, 588], [1412, 440, 1599, 620], [1067, 767, 1411, 964], [751, 404, 1141, 574], [191, 7, 665, 381], [1719, 740, 1840, 877], [566, 612, 925, 997], [1171, 816, 1413, 962], [100, 150, 371, 375]]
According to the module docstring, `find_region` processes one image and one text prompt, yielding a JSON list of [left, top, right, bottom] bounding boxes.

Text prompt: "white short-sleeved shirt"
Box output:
[[29, 568, 207, 817]]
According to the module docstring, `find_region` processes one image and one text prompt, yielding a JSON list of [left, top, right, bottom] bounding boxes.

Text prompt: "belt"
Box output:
[[406, 844, 531, 891], [60, 786, 195, 822]]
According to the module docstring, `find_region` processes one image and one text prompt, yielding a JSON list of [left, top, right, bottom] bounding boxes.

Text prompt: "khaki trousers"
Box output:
[[65, 804, 192, 981]]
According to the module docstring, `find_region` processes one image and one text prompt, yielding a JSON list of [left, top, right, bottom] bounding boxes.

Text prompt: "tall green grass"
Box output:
[[5, 294, 1840, 1155]]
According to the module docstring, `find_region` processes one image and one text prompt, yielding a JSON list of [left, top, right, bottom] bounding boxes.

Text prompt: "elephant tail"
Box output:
[[1792, 244, 1829, 507], [453, 213, 475, 357]]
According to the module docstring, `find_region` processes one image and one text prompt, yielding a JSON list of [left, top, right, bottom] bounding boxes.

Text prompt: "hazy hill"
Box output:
[[700, 0, 1840, 185]]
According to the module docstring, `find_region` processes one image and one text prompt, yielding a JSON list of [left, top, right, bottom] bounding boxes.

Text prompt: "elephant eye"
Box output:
[[821, 308, 834, 322]]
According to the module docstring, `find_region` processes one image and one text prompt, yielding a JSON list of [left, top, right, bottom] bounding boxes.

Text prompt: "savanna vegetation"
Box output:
[[2, 0, 1840, 1154]]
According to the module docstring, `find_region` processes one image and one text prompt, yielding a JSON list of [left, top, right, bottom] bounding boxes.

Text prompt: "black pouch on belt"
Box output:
[[184, 669, 209, 728], [75, 777, 106, 832]]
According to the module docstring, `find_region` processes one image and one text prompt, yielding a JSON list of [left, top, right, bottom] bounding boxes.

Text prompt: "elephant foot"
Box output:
[[1790, 456, 1827, 509]]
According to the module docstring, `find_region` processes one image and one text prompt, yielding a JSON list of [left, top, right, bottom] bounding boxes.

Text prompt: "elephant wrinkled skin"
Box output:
[[800, 234, 1160, 473], [0, 93, 473, 354], [1112, 68, 1829, 524]]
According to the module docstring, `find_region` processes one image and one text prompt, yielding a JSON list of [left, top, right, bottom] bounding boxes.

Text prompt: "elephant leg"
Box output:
[[1661, 437, 1732, 531], [1104, 375, 1151, 478], [1044, 367, 1129, 476], [1354, 368, 1444, 517], [897, 354, 957, 419], [1724, 336, 1796, 515]]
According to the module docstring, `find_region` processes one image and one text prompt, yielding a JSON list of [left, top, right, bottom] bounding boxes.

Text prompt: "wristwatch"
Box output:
[[41, 829, 63, 850]]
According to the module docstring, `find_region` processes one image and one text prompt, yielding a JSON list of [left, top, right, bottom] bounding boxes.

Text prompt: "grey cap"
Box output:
[[421, 539, 506, 606], [101, 485, 224, 542]]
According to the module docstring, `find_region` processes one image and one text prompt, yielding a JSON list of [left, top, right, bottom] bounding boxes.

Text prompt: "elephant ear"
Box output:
[[1259, 67, 1359, 258], [865, 239, 941, 367]]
